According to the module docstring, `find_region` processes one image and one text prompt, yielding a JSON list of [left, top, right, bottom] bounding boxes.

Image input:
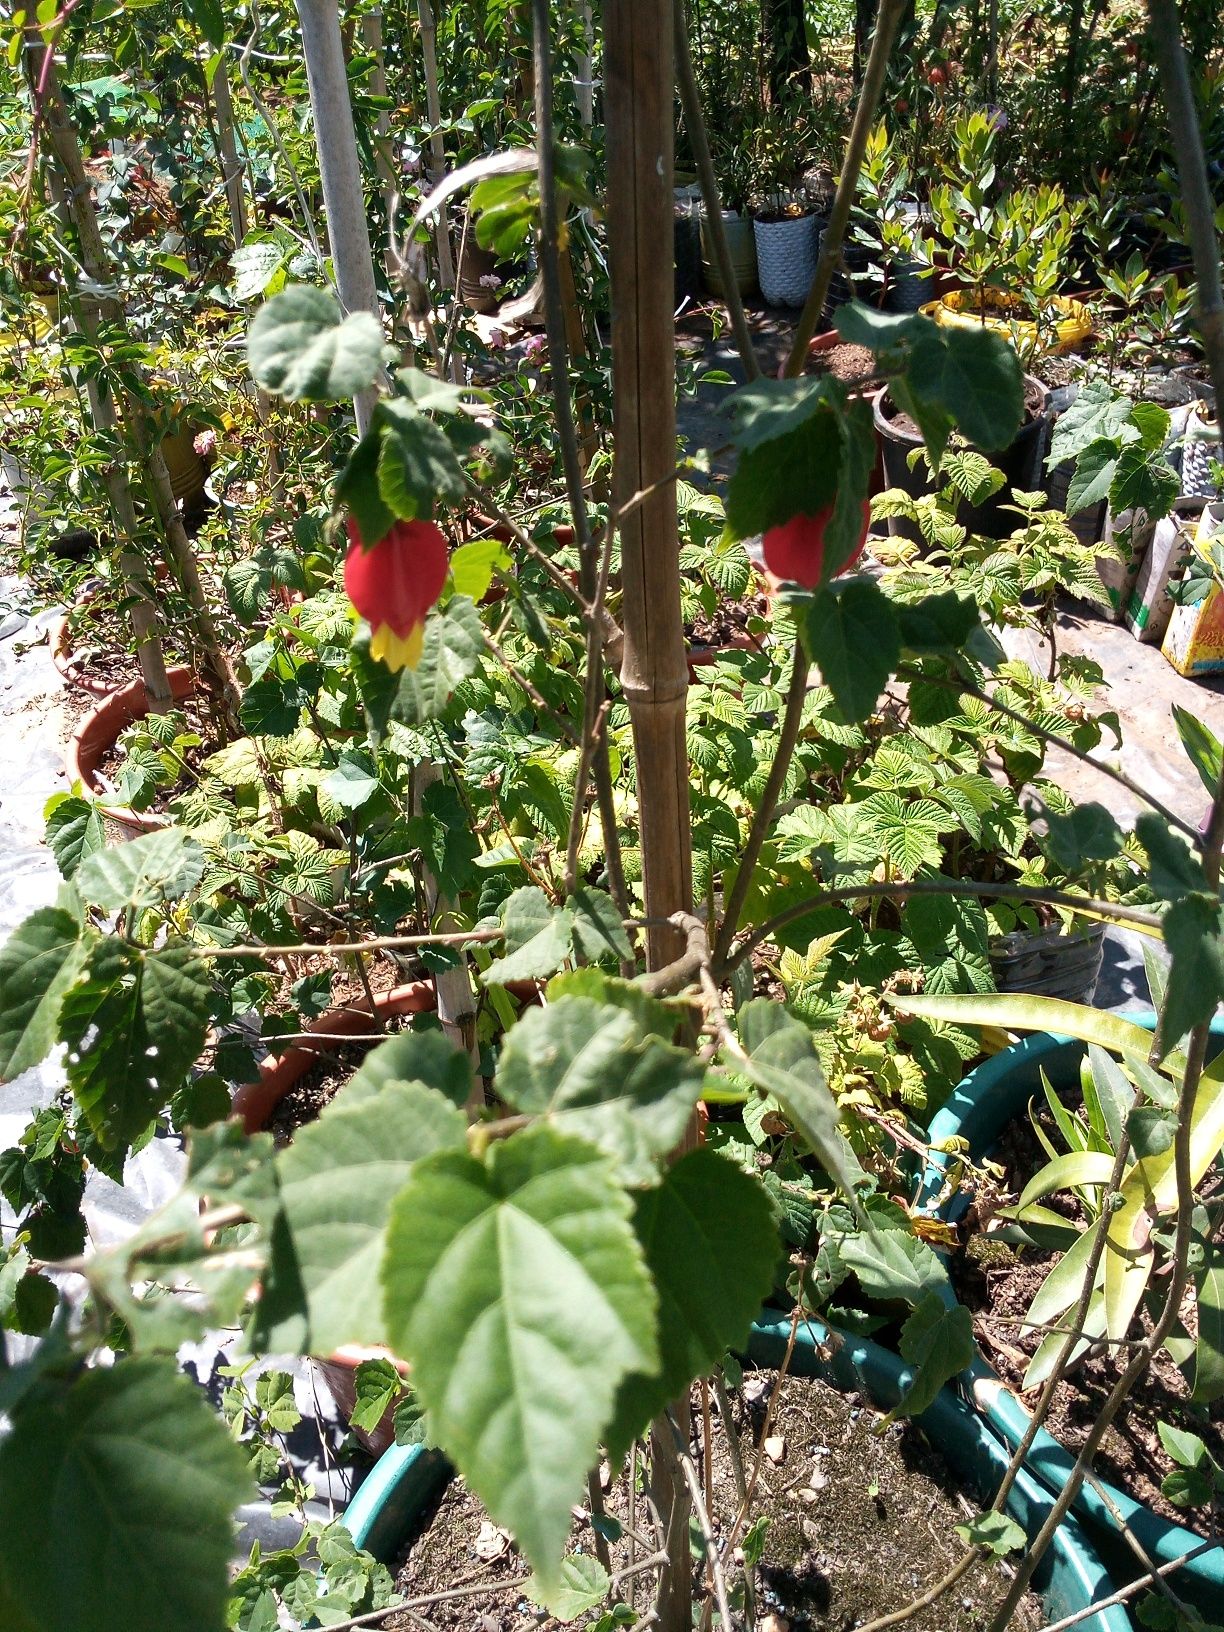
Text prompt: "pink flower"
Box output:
[[479, 272, 503, 290], [192, 428, 217, 459], [488, 327, 509, 351], [523, 334, 547, 363]]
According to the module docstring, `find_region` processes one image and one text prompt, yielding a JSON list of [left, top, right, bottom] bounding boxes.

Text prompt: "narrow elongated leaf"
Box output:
[[898, 992, 1158, 1061], [0, 1357, 252, 1632], [605, 1148, 780, 1463], [737, 1000, 864, 1198], [255, 1080, 466, 1353], [1016, 1151, 1116, 1215], [381, 1128, 658, 1588], [1193, 1235, 1224, 1404], [1105, 1050, 1224, 1345], [0, 908, 85, 1080], [1173, 704, 1223, 798]]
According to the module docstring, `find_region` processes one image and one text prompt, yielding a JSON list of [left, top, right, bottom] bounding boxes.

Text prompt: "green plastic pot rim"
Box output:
[[916, 1012, 1224, 1601], [341, 1316, 1130, 1632]]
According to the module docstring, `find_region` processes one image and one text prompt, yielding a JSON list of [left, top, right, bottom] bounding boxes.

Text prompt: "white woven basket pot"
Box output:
[[1182, 402, 1223, 496], [753, 214, 818, 308]]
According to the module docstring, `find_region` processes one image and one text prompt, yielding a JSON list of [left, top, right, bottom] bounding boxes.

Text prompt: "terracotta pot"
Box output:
[[230, 979, 438, 1134], [47, 612, 113, 699], [314, 1347, 413, 1456], [65, 667, 197, 837]]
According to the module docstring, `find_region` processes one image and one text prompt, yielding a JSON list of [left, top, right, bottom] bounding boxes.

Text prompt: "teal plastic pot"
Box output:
[[341, 1317, 1129, 1631], [915, 1011, 1224, 1615]]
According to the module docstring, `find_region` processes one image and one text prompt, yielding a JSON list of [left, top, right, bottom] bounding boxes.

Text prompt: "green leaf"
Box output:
[[723, 381, 843, 540], [482, 886, 575, 985], [1173, 704, 1223, 798], [375, 398, 469, 520], [321, 751, 380, 812], [899, 992, 1159, 1062], [605, 1147, 779, 1464], [1016, 1151, 1116, 1214], [349, 1358, 404, 1434], [1111, 441, 1179, 519], [954, 1511, 1026, 1557], [0, 907, 85, 1080], [355, 597, 484, 733], [494, 998, 704, 1187], [43, 794, 105, 880], [344, 1027, 474, 1107], [1135, 814, 1207, 900], [1161, 894, 1224, 1051], [1044, 803, 1124, 874], [1046, 379, 1136, 467], [1193, 1233, 1224, 1404], [894, 590, 984, 655], [526, 1554, 610, 1621], [223, 557, 271, 624], [736, 1000, 864, 1199], [230, 240, 288, 302], [1157, 1421, 1209, 1469], [254, 1080, 466, 1353], [1065, 440, 1118, 515], [838, 1226, 947, 1305], [894, 1293, 975, 1418], [569, 887, 633, 964], [382, 1127, 658, 1590], [60, 941, 212, 1149], [1161, 1466, 1213, 1509], [450, 537, 511, 601], [802, 579, 900, 723], [76, 829, 206, 914], [911, 321, 1024, 452], [247, 286, 384, 402], [0, 1357, 252, 1632]]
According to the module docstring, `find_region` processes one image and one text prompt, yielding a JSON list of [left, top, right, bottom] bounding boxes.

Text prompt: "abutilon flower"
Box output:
[[344, 516, 449, 671]]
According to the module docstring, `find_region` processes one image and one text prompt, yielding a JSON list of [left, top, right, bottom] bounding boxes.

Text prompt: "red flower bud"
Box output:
[[345, 517, 449, 670], [762, 500, 871, 589]]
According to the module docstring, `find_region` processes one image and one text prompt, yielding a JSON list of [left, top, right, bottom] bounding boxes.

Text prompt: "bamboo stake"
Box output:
[[416, 0, 456, 293], [605, 0, 693, 975], [210, 54, 249, 246], [295, 0, 381, 434], [361, 8, 402, 291]]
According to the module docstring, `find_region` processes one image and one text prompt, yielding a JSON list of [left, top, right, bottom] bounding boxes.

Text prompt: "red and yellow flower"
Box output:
[[344, 517, 449, 670]]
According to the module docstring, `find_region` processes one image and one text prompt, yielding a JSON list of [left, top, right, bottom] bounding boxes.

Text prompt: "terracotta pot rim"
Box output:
[[64, 667, 197, 831], [47, 612, 114, 698]]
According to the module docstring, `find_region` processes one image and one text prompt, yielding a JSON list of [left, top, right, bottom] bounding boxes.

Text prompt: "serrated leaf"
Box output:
[[254, 1080, 466, 1353], [482, 886, 575, 984], [570, 887, 632, 964], [0, 907, 85, 1080], [231, 240, 288, 301], [802, 579, 900, 723], [344, 1028, 474, 1107], [321, 751, 380, 811], [1065, 440, 1118, 514], [223, 558, 270, 624], [382, 1127, 658, 1589], [495, 998, 704, 1187], [349, 1358, 404, 1434], [526, 1554, 610, 1621], [44, 794, 105, 880], [375, 398, 469, 521], [838, 1225, 947, 1305], [893, 1292, 974, 1418], [60, 940, 212, 1149], [0, 1357, 252, 1632], [76, 829, 205, 913], [248, 286, 384, 402], [450, 537, 511, 601], [355, 597, 484, 734], [605, 1147, 779, 1464], [954, 1511, 1026, 1557]]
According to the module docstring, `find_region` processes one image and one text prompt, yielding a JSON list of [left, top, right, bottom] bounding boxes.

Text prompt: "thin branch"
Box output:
[[783, 0, 910, 375], [721, 879, 1163, 981], [666, 1410, 735, 1632], [1034, 1543, 1216, 1632], [713, 639, 809, 966]]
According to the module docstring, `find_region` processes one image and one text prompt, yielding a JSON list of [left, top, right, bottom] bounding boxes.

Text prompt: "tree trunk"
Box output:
[[605, 0, 693, 975], [296, 0, 381, 434]]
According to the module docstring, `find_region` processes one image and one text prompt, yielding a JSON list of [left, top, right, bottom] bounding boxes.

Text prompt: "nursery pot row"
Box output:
[[915, 1013, 1224, 1618]]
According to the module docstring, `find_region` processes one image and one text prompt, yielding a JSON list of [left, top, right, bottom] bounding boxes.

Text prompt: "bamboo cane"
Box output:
[[416, 0, 456, 293]]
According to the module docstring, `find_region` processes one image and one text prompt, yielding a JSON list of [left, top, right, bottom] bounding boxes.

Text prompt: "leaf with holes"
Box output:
[[76, 829, 205, 914], [382, 1127, 658, 1590]]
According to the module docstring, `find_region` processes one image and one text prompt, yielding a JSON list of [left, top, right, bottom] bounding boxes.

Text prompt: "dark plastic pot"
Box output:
[[341, 1315, 1131, 1630], [990, 921, 1106, 1005], [914, 1013, 1224, 1615], [873, 379, 1051, 544]]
